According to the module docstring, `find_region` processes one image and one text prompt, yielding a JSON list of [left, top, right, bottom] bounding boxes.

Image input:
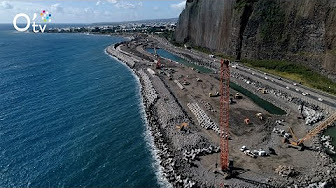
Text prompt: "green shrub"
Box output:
[[241, 59, 336, 95]]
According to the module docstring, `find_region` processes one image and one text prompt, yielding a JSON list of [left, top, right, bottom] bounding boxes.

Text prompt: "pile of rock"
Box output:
[[273, 128, 291, 138], [306, 182, 328, 188], [183, 145, 220, 163], [321, 135, 336, 154], [240, 146, 268, 158], [187, 102, 220, 134], [138, 70, 158, 106], [298, 105, 324, 125], [172, 133, 208, 151], [146, 102, 196, 188], [275, 165, 297, 177], [275, 119, 285, 126], [107, 45, 136, 68], [292, 151, 336, 186]]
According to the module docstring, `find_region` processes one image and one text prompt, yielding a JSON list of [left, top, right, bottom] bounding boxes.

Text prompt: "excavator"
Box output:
[[285, 112, 336, 150], [176, 122, 189, 132]]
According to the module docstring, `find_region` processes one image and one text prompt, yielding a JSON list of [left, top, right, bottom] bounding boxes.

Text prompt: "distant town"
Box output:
[[46, 20, 177, 35]]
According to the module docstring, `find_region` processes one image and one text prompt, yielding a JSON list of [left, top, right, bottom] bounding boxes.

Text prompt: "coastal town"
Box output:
[[46, 19, 176, 35]]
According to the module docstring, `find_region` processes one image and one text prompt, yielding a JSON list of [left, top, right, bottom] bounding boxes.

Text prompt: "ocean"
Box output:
[[0, 24, 161, 187]]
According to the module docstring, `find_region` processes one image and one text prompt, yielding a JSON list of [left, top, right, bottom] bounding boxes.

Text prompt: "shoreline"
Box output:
[[105, 49, 172, 187], [105, 44, 221, 187]]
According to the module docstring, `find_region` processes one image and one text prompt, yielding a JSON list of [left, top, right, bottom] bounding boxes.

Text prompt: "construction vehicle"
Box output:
[[229, 98, 236, 104], [258, 88, 268, 94], [234, 93, 242, 99], [284, 112, 336, 150], [288, 127, 298, 141], [176, 122, 188, 132], [244, 118, 250, 125], [256, 113, 264, 120], [209, 92, 219, 97], [182, 80, 190, 85], [268, 147, 276, 155], [166, 73, 172, 80]]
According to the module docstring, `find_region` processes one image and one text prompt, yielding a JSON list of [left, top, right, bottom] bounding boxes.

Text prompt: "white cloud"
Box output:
[[115, 2, 134, 9], [153, 6, 159, 11], [84, 7, 92, 14], [104, 10, 112, 16], [115, 1, 142, 9], [99, 0, 140, 8], [170, 1, 185, 11], [1, 1, 13, 9], [106, 0, 118, 4], [51, 3, 63, 13]]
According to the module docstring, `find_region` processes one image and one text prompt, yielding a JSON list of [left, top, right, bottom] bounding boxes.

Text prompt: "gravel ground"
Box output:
[[106, 38, 336, 187]]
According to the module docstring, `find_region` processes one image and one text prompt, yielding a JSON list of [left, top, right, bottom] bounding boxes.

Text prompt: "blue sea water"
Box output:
[[0, 24, 161, 187]]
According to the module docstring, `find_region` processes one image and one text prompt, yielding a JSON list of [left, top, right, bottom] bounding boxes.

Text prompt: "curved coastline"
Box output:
[[104, 46, 172, 188]]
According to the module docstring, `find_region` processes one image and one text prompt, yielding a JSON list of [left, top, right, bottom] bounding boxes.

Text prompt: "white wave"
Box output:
[[104, 47, 172, 188], [136, 81, 172, 188]]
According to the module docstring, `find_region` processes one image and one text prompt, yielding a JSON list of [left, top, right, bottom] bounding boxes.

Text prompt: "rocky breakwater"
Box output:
[[321, 135, 336, 154], [106, 44, 136, 68], [270, 151, 336, 187], [106, 44, 221, 187]]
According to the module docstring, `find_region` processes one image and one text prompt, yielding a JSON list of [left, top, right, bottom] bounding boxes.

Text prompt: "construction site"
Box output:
[[106, 34, 336, 188]]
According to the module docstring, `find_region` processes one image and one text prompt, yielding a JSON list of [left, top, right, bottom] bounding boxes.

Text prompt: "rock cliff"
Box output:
[[175, 0, 336, 79]]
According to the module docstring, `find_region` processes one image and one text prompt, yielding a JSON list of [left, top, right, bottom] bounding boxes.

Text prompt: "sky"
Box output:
[[0, 0, 186, 23]]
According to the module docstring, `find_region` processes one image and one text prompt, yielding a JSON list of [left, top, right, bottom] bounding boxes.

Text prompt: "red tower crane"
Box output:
[[219, 59, 230, 171], [156, 57, 161, 69]]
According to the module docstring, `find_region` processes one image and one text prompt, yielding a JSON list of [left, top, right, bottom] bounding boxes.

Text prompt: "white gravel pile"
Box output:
[[187, 102, 220, 134], [299, 105, 324, 125]]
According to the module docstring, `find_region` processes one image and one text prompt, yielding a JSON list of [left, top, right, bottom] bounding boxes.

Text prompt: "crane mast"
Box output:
[[219, 59, 230, 171]]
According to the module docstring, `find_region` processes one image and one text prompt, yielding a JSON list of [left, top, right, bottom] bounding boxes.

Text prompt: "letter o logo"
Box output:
[[13, 13, 30, 32]]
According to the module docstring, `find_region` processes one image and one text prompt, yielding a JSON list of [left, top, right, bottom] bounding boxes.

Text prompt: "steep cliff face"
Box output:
[[175, 0, 336, 78]]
